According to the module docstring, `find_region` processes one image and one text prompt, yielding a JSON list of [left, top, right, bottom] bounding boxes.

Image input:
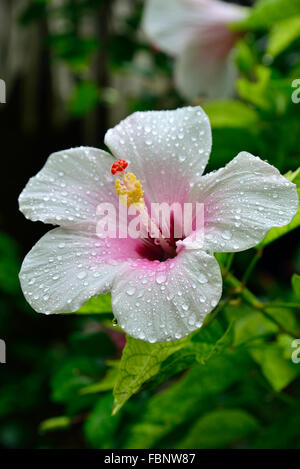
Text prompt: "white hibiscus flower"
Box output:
[[19, 107, 298, 343]]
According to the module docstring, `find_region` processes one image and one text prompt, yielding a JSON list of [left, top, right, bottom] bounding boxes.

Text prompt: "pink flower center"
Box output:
[[110, 160, 179, 261]]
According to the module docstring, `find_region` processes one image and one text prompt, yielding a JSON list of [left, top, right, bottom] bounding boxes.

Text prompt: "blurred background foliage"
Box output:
[[0, 0, 300, 449]]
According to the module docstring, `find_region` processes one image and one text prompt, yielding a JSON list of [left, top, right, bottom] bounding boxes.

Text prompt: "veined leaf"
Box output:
[[124, 350, 252, 449], [112, 337, 186, 415], [113, 319, 234, 415], [151, 321, 233, 389]]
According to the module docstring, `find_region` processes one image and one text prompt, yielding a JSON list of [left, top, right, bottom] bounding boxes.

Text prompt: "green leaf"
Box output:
[[237, 64, 294, 116], [51, 357, 104, 405], [277, 334, 298, 360], [84, 393, 121, 449], [195, 322, 234, 364], [124, 350, 252, 448], [264, 307, 299, 336], [254, 406, 300, 449], [285, 167, 300, 185], [203, 100, 259, 128], [250, 343, 300, 391], [69, 81, 100, 117], [214, 252, 229, 265], [236, 0, 300, 31], [152, 321, 233, 389], [268, 16, 300, 57], [39, 416, 71, 433], [178, 409, 259, 449], [292, 274, 300, 299], [112, 337, 186, 415], [113, 318, 234, 415], [80, 367, 119, 395], [49, 34, 99, 71], [231, 309, 278, 346], [76, 293, 112, 314], [237, 66, 273, 111], [234, 39, 256, 75]]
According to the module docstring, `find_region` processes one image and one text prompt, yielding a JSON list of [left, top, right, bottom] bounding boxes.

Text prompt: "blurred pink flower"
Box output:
[[143, 0, 248, 100]]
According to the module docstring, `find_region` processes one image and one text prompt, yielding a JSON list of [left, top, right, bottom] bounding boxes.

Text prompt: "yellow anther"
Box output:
[[115, 173, 144, 206]]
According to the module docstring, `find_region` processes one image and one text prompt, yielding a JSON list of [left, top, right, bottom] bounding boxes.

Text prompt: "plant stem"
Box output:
[[225, 252, 235, 273], [222, 265, 299, 334], [222, 266, 264, 310], [242, 248, 264, 286], [264, 302, 300, 309]]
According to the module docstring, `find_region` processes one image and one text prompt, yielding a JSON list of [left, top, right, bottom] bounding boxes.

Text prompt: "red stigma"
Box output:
[[111, 159, 128, 175]]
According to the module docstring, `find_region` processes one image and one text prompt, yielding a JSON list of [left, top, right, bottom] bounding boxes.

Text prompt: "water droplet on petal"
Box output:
[[77, 271, 87, 280], [126, 287, 136, 296], [156, 273, 167, 284], [221, 230, 232, 240], [199, 273, 208, 284]]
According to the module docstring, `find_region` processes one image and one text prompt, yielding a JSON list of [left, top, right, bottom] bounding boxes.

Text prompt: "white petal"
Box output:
[[143, 0, 246, 56], [19, 228, 141, 315], [188, 152, 299, 252], [111, 250, 222, 343], [104, 107, 212, 206], [19, 147, 116, 227], [143, 0, 202, 56], [175, 38, 237, 100]]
